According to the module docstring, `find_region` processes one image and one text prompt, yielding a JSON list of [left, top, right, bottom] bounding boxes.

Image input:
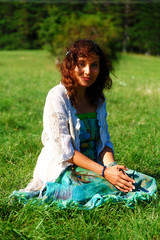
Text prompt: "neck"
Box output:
[[76, 86, 86, 101]]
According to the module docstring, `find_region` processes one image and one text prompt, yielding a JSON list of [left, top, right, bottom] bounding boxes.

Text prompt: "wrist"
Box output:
[[101, 162, 117, 178]]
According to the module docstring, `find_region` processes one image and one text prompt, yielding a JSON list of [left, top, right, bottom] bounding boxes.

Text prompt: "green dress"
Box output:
[[11, 113, 157, 209]]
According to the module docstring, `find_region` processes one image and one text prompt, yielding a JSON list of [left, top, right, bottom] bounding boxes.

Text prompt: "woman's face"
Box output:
[[74, 54, 100, 88]]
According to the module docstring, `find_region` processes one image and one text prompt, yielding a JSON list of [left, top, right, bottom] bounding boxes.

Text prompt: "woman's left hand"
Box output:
[[104, 164, 135, 192]]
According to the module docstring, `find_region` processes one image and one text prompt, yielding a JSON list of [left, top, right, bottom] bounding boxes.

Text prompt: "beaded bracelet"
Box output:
[[101, 166, 106, 177], [107, 162, 117, 167]]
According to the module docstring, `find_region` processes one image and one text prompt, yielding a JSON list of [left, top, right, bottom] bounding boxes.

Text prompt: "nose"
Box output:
[[84, 64, 91, 75]]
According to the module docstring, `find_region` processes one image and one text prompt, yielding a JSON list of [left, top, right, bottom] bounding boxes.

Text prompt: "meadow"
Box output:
[[0, 50, 159, 239]]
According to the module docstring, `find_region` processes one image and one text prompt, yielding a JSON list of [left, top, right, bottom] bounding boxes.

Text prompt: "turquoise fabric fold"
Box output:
[[10, 166, 157, 209]]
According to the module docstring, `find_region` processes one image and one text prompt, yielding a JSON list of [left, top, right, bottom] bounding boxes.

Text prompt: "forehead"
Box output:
[[77, 54, 99, 62]]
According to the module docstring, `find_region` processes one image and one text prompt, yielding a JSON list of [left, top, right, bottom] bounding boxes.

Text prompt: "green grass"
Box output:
[[0, 50, 159, 240]]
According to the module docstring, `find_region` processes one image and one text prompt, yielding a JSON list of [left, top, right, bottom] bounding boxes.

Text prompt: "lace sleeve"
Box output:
[[97, 99, 114, 154], [41, 87, 75, 163], [104, 102, 114, 153]]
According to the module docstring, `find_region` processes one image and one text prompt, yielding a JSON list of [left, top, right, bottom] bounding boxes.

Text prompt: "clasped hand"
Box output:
[[104, 165, 135, 192]]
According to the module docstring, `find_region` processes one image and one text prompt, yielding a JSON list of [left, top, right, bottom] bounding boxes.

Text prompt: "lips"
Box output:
[[82, 77, 91, 81]]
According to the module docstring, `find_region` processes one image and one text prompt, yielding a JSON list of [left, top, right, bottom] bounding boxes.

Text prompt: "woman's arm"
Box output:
[[99, 146, 115, 166], [68, 150, 104, 175], [68, 150, 135, 192]]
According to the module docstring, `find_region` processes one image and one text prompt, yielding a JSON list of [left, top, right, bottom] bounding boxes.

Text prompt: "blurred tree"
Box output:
[[0, 2, 47, 49], [38, 3, 122, 62], [127, 2, 160, 55], [0, 1, 160, 56]]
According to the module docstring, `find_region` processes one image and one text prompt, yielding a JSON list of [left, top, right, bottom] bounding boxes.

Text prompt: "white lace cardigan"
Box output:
[[23, 83, 114, 192]]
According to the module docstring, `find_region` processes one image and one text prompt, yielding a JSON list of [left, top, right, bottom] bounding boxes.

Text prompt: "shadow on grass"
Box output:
[[0, 198, 23, 221]]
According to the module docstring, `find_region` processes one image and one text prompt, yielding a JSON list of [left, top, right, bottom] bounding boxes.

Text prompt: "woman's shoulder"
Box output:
[[46, 83, 68, 101], [97, 96, 108, 118], [98, 95, 106, 108], [44, 83, 70, 113], [48, 83, 66, 95]]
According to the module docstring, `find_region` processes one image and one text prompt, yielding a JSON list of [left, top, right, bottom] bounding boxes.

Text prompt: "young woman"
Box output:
[[12, 40, 156, 209]]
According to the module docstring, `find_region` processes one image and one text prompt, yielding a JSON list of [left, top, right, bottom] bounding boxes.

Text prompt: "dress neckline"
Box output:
[[77, 112, 97, 120]]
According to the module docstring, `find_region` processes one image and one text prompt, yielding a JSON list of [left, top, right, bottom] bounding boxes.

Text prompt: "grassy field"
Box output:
[[0, 50, 159, 240]]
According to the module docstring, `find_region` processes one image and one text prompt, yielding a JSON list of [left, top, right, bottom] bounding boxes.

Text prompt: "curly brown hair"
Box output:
[[61, 39, 113, 106]]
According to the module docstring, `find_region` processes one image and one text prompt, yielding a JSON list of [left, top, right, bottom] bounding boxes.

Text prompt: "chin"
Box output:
[[82, 80, 95, 87], [82, 82, 92, 88]]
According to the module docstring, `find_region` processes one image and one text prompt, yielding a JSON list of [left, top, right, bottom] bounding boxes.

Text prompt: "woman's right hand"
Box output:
[[104, 165, 135, 192]]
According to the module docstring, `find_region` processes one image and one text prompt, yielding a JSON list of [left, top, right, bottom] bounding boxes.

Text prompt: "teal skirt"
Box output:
[[11, 166, 157, 209]]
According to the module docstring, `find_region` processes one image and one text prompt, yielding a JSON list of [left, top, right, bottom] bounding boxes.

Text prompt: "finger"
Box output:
[[117, 165, 129, 171], [118, 166, 136, 184], [118, 179, 135, 191], [115, 184, 129, 193], [119, 171, 136, 184]]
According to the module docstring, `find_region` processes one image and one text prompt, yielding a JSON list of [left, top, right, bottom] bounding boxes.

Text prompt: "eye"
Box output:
[[91, 63, 99, 68], [78, 62, 85, 67]]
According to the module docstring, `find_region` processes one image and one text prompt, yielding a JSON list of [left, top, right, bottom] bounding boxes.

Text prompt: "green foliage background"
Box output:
[[0, 1, 160, 59]]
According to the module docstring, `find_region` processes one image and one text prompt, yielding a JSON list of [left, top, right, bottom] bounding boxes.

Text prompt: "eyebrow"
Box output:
[[78, 58, 99, 63], [78, 59, 85, 62]]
